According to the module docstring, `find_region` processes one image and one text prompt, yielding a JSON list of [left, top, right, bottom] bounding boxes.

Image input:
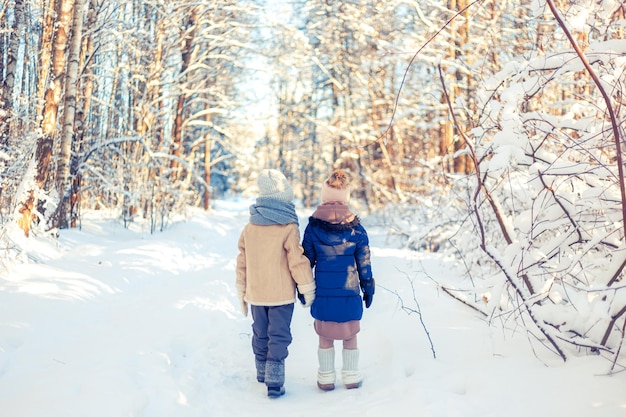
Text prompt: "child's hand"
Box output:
[[297, 289, 315, 307], [301, 290, 315, 307], [363, 293, 373, 308], [238, 288, 248, 316], [360, 278, 375, 308], [297, 282, 316, 307]]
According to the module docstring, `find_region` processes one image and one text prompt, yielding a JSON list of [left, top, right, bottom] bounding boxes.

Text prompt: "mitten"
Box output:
[[302, 290, 315, 307], [238, 287, 248, 317], [363, 293, 373, 308], [360, 278, 375, 309], [297, 290, 306, 305], [297, 282, 316, 307]]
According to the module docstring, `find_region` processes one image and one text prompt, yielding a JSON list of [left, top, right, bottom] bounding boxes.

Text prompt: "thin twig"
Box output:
[[440, 286, 488, 317], [610, 316, 626, 374], [380, 270, 437, 359], [377, 0, 485, 143]]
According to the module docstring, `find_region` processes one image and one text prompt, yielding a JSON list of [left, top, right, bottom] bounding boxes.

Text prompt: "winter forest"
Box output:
[[1, 0, 626, 374]]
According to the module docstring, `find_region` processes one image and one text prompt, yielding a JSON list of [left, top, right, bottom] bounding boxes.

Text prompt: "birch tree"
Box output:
[[52, 0, 88, 229], [0, 0, 24, 144], [16, 0, 75, 237], [57, 0, 253, 230]]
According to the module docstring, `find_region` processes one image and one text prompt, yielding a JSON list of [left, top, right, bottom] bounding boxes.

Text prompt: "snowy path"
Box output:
[[0, 200, 624, 417]]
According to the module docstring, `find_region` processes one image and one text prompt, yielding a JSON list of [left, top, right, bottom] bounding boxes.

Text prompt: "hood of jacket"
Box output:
[[306, 216, 361, 246]]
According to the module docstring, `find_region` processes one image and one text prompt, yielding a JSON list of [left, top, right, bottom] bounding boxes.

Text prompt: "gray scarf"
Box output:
[[249, 197, 299, 226]]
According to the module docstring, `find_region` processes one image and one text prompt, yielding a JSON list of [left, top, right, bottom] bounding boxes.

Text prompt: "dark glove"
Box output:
[[360, 278, 375, 309], [297, 290, 306, 305], [363, 293, 373, 308]]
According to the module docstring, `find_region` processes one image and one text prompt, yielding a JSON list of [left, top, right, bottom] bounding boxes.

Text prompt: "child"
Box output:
[[302, 169, 375, 391], [236, 169, 316, 398]]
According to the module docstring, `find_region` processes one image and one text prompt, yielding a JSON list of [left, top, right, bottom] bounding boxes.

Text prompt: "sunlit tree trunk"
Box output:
[[441, 0, 472, 175], [17, 0, 75, 237], [70, 0, 97, 228], [41, 0, 75, 170], [452, 0, 471, 174], [170, 7, 198, 182], [53, 0, 86, 229], [37, 0, 56, 119]]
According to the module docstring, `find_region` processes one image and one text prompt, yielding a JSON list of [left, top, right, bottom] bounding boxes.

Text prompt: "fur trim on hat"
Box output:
[[257, 169, 294, 202]]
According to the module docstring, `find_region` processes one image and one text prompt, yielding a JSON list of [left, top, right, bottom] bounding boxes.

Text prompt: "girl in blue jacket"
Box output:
[[302, 169, 375, 391]]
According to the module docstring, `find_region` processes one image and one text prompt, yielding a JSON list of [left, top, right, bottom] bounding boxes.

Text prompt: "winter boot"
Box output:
[[342, 348, 362, 389], [317, 347, 336, 391], [255, 359, 266, 383], [265, 360, 286, 398]]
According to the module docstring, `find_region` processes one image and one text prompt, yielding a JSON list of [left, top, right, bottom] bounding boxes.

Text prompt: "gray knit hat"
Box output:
[[257, 169, 294, 202]]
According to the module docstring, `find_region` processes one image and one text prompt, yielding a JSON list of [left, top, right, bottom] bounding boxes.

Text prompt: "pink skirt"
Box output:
[[314, 319, 360, 340]]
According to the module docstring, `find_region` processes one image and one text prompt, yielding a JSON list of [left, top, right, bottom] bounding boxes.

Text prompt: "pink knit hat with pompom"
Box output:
[[320, 170, 351, 203]]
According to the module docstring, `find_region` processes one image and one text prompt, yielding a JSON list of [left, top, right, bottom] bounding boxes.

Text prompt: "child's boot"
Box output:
[[265, 360, 286, 398], [317, 347, 336, 391], [342, 348, 362, 389], [255, 358, 266, 383]]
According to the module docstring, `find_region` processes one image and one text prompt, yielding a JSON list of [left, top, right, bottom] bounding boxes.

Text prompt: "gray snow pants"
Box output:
[[250, 303, 294, 363]]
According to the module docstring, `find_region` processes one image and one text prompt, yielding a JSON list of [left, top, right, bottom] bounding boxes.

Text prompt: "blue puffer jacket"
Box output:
[[302, 216, 375, 323]]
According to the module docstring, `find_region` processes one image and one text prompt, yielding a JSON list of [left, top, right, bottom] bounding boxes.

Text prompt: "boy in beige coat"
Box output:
[[236, 169, 315, 398]]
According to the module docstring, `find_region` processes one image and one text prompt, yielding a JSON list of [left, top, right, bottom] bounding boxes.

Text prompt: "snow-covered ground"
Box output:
[[0, 199, 624, 417]]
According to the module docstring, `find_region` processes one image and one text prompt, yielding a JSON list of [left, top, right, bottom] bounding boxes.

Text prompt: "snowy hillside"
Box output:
[[0, 200, 624, 417]]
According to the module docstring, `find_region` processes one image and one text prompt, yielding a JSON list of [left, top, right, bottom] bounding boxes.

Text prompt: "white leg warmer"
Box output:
[[317, 347, 336, 388], [342, 348, 362, 388]]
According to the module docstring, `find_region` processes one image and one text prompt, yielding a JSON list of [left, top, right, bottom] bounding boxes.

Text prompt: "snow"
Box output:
[[1, 199, 625, 417]]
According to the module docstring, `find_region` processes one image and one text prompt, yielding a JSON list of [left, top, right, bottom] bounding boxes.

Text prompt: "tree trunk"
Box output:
[[53, 0, 86, 229], [202, 107, 212, 211], [41, 0, 75, 144], [37, 0, 56, 119], [170, 8, 198, 182], [203, 137, 211, 211], [17, 0, 75, 237], [452, 0, 471, 174], [0, 0, 24, 144], [441, 0, 472, 175], [70, 0, 97, 228]]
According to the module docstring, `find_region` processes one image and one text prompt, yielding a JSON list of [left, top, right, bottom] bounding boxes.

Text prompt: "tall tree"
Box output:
[[17, 0, 76, 237], [0, 0, 24, 144], [169, 6, 198, 183], [53, 0, 88, 229]]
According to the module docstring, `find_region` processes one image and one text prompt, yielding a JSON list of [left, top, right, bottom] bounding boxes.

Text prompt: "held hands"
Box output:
[[297, 289, 315, 307], [297, 282, 316, 307]]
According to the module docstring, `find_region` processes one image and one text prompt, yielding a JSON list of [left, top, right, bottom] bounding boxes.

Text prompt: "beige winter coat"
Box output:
[[236, 223, 315, 306]]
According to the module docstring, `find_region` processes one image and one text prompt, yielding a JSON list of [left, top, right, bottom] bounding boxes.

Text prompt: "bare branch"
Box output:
[[380, 269, 437, 359], [545, 0, 626, 286]]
